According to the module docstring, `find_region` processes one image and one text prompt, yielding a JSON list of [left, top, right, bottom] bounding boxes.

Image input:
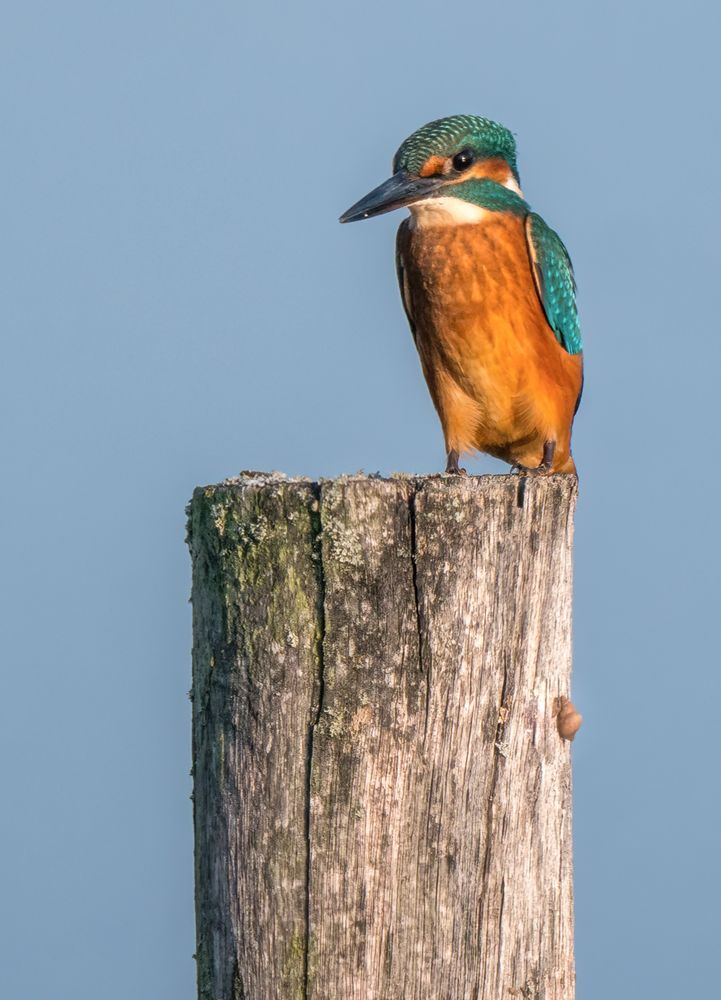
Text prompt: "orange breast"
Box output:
[[396, 212, 583, 471]]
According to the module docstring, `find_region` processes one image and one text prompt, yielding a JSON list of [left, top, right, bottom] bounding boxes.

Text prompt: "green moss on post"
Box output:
[[189, 474, 322, 1000]]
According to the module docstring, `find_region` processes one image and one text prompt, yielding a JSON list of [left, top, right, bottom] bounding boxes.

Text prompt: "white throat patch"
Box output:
[[409, 197, 491, 228]]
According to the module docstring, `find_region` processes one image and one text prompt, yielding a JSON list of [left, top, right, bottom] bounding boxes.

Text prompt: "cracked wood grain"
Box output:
[[188, 476, 323, 1000], [188, 472, 577, 1000]]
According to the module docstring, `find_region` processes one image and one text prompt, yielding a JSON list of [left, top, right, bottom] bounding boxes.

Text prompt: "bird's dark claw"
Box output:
[[445, 450, 467, 475], [511, 440, 556, 475]]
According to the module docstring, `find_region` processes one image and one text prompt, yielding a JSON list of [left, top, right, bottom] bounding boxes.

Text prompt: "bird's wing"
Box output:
[[395, 220, 417, 345], [525, 213, 582, 356]]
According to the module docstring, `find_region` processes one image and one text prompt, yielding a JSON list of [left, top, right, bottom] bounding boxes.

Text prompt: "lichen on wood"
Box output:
[[188, 471, 578, 1000], [188, 474, 323, 1000]]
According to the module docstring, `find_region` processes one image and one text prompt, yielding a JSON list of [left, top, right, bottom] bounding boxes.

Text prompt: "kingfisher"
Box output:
[[339, 115, 583, 475]]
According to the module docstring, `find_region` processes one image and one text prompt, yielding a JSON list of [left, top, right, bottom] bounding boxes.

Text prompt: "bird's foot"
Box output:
[[445, 450, 467, 475], [511, 440, 556, 476]]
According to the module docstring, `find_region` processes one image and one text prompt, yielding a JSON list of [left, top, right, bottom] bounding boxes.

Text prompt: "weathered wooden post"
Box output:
[[187, 471, 577, 1000]]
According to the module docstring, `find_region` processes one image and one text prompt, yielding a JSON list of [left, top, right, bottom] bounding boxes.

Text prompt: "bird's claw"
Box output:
[[511, 440, 556, 476], [445, 450, 467, 475], [511, 461, 552, 476]]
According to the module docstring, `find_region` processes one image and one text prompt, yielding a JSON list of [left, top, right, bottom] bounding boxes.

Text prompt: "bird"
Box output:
[[339, 115, 583, 476]]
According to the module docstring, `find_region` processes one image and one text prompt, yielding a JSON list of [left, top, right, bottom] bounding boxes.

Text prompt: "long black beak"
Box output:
[[339, 170, 446, 223]]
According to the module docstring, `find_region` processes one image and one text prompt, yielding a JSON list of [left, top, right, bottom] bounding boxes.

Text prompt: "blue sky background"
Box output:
[[2, 2, 720, 997]]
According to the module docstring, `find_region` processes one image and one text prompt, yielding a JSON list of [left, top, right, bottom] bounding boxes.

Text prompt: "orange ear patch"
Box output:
[[419, 155, 447, 177], [444, 156, 513, 185], [474, 157, 512, 182], [419, 154, 515, 182], [463, 156, 513, 184]]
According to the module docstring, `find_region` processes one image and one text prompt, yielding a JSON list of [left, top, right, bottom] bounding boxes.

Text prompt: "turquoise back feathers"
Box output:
[[525, 214, 583, 356]]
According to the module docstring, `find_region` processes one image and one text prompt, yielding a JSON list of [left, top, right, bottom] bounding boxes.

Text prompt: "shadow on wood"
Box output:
[[187, 472, 577, 1000]]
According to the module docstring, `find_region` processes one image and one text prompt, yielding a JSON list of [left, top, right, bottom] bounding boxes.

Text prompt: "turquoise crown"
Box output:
[[392, 115, 519, 181]]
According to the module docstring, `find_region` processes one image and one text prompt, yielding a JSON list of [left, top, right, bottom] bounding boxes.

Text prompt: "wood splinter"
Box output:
[[554, 695, 583, 741]]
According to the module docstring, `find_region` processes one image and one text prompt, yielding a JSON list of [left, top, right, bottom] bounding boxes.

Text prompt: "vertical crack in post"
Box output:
[[482, 659, 509, 879], [407, 486, 429, 733], [303, 482, 327, 999]]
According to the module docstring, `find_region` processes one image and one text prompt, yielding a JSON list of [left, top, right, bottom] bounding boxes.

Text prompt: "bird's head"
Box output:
[[339, 114, 521, 224]]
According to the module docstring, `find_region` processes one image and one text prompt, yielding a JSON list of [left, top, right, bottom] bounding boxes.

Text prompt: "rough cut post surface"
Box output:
[[188, 471, 577, 1000]]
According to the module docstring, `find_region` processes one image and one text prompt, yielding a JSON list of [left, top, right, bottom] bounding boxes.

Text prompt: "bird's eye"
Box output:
[[452, 149, 475, 172]]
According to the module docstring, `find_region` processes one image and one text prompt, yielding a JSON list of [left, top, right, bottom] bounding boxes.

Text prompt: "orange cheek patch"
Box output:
[[419, 155, 447, 177], [445, 157, 513, 185], [471, 157, 511, 182]]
